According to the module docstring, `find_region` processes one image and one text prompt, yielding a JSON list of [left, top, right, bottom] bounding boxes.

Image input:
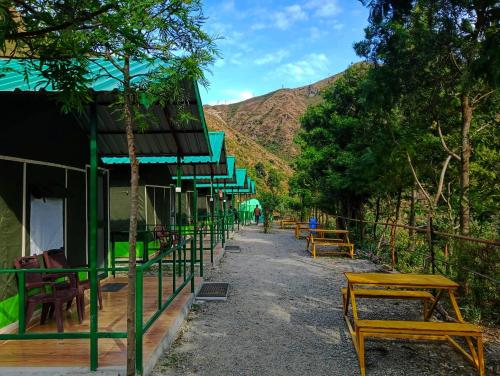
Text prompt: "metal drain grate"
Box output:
[[101, 283, 127, 292], [196, 282, 229, 301], [225, 245, 241, 253]]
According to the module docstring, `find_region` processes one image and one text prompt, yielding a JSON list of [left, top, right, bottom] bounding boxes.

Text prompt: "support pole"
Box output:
[[210, 169, 214, 264], [176, 156, 182, 277], [89, 102, 98, 371], [192, 165, 198, 287]]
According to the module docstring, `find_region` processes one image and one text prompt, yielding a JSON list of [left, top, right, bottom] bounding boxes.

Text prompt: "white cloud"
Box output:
[[274, 53, 330, 82], [221, 0, 235, 12], [309, 26, 328, 40], [212, 90, 254, 105], [237, 91, 254, 101], [306, 0, 342, 18], [273, 4, 308, 30], [254, 49, 290, 65], [251, 23, 266, 31], [214, 59, 226, 68]]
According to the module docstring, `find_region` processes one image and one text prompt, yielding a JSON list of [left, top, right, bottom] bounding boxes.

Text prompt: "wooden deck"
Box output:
[[0, 274, 203, 372]]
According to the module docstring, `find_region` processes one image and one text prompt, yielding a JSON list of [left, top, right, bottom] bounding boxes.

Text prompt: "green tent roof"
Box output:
[[197, 168, 247, 188], [102, 131, 224, 165], [181, 155, 236, 183], [0, 58, 211, 157], [223, 178, 256, 194], [0, 58, 161, 92]]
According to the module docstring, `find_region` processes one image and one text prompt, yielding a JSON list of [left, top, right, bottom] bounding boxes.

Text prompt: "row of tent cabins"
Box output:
[[0, 58, 256, 373]]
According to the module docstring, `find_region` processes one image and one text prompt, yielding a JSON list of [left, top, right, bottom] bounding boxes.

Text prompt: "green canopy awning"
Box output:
[[101, 131, 227, 176], [185, 156, 236, 184], [0, 58, 211, 158]]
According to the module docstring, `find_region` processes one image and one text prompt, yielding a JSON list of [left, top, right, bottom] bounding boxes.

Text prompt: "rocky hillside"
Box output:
[[204, 107, 293, 191], [205, 72, 342, 160]]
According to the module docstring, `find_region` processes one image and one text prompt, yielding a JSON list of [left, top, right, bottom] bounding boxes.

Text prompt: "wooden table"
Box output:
[[294, 222, 312, 239], [343, 273, 484, 375], [280, 219, 296, 229], [306, 229, 354, 258]]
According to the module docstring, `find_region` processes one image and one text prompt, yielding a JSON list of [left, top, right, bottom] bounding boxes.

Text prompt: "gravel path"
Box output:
[[152, 226, 499, 376]]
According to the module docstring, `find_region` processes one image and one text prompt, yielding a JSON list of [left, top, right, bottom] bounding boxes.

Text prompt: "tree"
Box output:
[[2, 2, 217, 374], [259, 168, 282, 233], [355, 0, 499, 234], [254, 161, 266, 178]]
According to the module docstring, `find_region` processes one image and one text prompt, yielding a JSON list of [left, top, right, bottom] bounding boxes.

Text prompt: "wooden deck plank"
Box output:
[[0, 274, 202, 369]]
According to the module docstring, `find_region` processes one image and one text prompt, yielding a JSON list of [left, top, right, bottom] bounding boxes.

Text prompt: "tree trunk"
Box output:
[[391, 190, 402, 265], [124, 59, 139, 376], [459, 94, 472, 235], [408, 188, 416, 253], [373, 197, 381, 240]]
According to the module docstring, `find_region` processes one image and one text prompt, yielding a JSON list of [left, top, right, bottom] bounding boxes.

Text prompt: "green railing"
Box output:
[[0, 237, 193, 374], [0, 209, 251, 373]]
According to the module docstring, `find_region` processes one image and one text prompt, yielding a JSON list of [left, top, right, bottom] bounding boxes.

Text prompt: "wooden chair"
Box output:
[[43, 249, 103, 320], [14, 256, 80, 332]]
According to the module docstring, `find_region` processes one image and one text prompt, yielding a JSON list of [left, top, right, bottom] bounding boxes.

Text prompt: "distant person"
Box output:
[[253, 205, 261, 225], [230, 205, 239, 224]]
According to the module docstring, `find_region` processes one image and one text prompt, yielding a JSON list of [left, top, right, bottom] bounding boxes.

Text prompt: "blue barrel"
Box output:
[[309, 217, 318, 234]]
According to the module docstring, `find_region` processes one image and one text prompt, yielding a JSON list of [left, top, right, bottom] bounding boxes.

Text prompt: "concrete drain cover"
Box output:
[[196, 282, 229, 301], [225, 245, 241, 253]]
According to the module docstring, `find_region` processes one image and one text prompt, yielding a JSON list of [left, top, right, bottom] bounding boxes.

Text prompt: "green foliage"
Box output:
[[254, 162, 266, 178], [291, 1, 499, 323], [258, 167, 282, 233]]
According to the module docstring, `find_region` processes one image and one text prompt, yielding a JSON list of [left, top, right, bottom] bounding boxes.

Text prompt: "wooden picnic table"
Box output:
[[306, 229, 354, 259], [294, 222, 313, 239], [342, 272, 484, 376], [280, 219, 296, 229]]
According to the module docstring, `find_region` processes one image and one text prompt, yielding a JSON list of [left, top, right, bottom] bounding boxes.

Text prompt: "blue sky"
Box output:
[[200, 0, 369, 105]]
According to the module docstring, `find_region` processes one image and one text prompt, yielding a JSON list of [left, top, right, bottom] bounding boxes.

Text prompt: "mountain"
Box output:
[[205, 72, 342, 160], [204, 107, 293, 192], [203, 72, 344, 192]]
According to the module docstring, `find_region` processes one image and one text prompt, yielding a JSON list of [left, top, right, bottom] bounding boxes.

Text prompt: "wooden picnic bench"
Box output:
[[280, 219, 296, 229], [294, 222, 312, 239], [342, 272, 485, 376], [306, 229, 354, 259]]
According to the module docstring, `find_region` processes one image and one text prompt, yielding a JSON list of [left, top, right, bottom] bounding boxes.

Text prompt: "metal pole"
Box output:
[[17, 272, 25, 334], [192, 165, 198, 287], [176, 156, 182, 277], [210, 169, 214, 264], [89, 102, 98, 371], [237, 189, 240, 231]]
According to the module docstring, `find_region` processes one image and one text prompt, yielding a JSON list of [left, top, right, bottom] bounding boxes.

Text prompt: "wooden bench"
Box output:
[[294, 222, 311, 239], [353, 320, 484, 376], [280, 220, 296, 229], [311, 239, 354, 259], [341, 288, 434, 318]]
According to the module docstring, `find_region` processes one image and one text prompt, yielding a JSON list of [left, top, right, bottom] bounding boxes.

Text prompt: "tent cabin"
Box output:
[[198, 167, 248, 207], [101, 131, 226, 260], [193, 155, 236, 209], [0, 57, 212, 372]]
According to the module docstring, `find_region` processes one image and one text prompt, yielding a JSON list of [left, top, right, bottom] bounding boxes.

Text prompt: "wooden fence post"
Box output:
[[390, 222, 396, 268]]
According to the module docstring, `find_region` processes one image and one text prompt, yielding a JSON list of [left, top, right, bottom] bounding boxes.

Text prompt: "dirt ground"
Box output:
[[152, 225, 499, 376]]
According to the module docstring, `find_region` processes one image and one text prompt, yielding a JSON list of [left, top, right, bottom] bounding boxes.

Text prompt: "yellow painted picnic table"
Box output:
[[342, 272, 484, 376], [294, 222, 312, 239], [305, 229, 354, 258], [280, 219, 296, 229]]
